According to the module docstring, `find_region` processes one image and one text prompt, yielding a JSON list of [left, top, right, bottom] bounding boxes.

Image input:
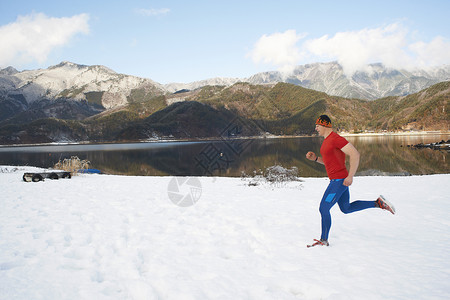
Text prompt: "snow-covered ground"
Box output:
[[1, 166, 449, 300]]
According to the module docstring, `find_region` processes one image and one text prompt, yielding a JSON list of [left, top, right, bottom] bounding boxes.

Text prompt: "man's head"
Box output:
[[315, 114, 333, 137], [315, 115, 332, 128]]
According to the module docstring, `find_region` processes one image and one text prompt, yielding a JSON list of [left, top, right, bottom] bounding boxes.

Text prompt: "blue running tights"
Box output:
[[319, 179, 376, 241]]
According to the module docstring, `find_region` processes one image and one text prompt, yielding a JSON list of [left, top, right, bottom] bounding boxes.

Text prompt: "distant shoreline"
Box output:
[[1, 131, 449, 149], [339, 131, 450, 137]]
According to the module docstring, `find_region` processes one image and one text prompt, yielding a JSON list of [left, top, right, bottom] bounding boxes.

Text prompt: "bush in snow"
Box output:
[[54, 156, 90, 175], [241, 165, 302, 188], [0, 167, 21, 173]]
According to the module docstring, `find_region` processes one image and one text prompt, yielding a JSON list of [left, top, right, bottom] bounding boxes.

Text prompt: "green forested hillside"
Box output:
[[0, 81, 448, 144]]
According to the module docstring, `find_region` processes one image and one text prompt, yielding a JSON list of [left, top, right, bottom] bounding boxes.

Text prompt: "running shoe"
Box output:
[[376, 195, 396, 214]]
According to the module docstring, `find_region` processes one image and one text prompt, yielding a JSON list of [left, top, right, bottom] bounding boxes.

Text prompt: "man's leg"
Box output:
[[337, 188, 376, 214], [319, 179, 349, 241]]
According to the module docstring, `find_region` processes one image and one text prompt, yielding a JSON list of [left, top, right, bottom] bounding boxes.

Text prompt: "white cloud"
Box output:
[[408, 36, 450, 68], [304, 23, 415, 75], [249, 23, 450, 76], [135, 8, 170, 17], [0, 13, 89, 67], [248, 30, 307, 74]]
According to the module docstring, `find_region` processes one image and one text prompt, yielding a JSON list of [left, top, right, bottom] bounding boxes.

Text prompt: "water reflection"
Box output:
[[0, 134, 448, 177]]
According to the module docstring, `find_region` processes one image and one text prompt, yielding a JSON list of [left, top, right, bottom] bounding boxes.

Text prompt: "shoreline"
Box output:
[[1, 165, 449, 178], [0, 131, 449, 149], [339, 130, 450, 137]]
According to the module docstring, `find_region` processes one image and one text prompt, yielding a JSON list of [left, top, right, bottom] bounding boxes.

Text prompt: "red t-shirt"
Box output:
[[320, 132, 349, 179]]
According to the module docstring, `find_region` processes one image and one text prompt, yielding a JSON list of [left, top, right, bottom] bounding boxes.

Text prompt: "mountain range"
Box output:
[[2, 61, 450, 106], [164, 62, 450, 100], [0, 61, 449, 145]]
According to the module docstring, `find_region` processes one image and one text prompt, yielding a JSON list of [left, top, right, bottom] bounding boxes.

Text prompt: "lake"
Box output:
[[0, 134, 448, 177]]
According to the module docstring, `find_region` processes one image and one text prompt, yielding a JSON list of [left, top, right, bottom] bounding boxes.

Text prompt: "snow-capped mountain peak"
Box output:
[[1, 61, 165, 109]]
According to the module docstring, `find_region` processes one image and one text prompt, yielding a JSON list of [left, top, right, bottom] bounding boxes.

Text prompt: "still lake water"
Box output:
[[0, 134, 448, 177]]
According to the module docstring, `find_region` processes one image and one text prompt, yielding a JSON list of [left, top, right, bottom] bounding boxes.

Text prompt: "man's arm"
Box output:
[[341, 143, 360, 186]]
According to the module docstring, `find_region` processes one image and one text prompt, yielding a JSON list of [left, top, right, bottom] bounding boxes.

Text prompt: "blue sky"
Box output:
[[1, 0, 450, 83]]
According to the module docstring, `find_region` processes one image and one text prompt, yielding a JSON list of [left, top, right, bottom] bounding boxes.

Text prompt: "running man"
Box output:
[[306, 115, 395, 247]]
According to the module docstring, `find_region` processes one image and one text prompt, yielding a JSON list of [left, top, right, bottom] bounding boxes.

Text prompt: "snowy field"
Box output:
[[1, 166, 449, 300]]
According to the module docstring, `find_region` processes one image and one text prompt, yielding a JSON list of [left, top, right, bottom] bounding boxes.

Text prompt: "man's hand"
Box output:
[[343, 175, 353, 186], [306, 151, 317, 161]]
